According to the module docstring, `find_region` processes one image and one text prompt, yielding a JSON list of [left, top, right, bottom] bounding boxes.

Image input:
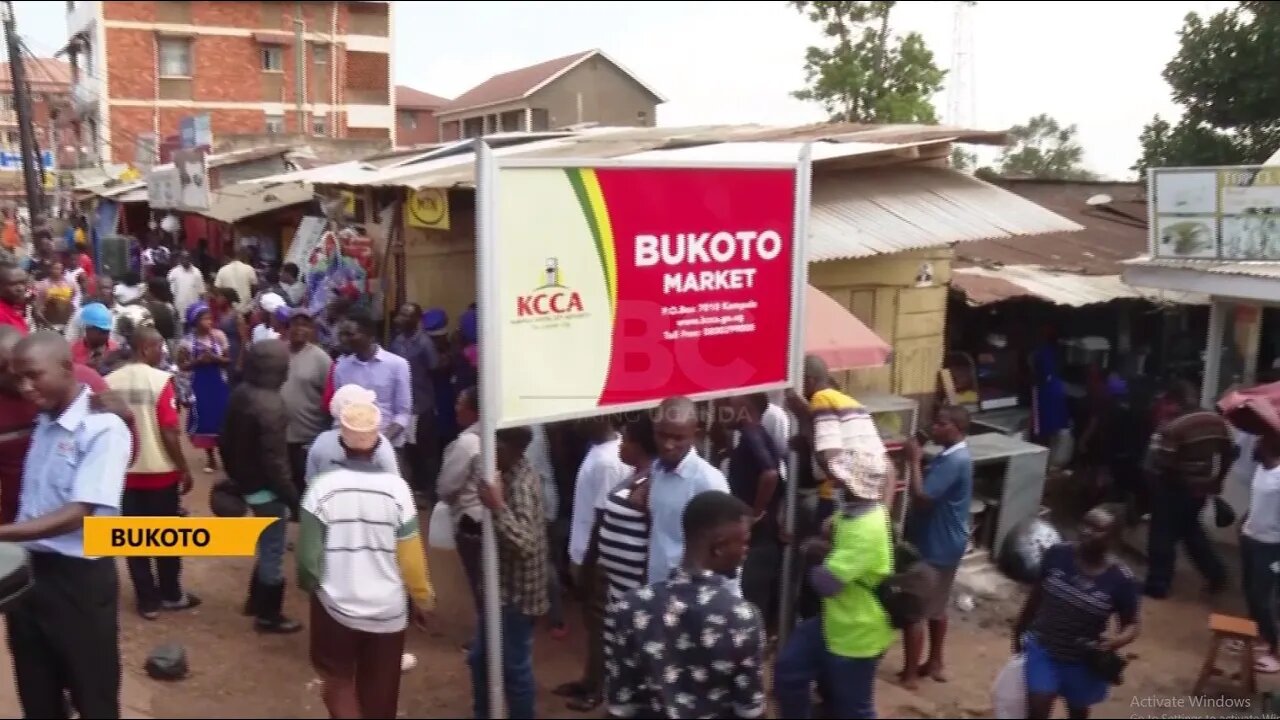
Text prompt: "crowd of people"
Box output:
[[0, 226, 1273, 720]]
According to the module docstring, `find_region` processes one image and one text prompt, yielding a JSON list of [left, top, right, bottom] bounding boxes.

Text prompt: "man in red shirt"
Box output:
[[0, 326, 132, 523], [0, 259, 29, 333], [107, 327, 200, 619]]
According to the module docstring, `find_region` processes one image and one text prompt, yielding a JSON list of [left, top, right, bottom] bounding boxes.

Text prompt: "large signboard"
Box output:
[[1150, 165, 1280, 261], [148, 149, 211, 211], [481, 155, 809, 429]]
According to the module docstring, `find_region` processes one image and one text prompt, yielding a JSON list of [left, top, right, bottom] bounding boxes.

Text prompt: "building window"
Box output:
[[4, 130, 17, 148], [398, 111, 417, 130], [261, 46, 283, 72], [157, 38, 191, 78], [312, 44, 329, 64], [0, 94, 12, 112], [265, 114, 284, 134], [312, 116, 327, 136]]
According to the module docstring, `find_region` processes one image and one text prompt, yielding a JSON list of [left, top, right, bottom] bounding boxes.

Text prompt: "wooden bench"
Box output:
[[1195, 613, 1259, 698]]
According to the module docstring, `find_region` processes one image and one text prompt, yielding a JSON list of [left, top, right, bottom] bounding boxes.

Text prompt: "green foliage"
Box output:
[[950, 147, 977, 172], [998, 114, 1097, 180], [791, 1, 947, 124], [1135, 2, 1280, 173]]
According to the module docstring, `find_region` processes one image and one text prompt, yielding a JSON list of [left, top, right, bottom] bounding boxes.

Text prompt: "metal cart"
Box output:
[[924, 432, 1049, 557]]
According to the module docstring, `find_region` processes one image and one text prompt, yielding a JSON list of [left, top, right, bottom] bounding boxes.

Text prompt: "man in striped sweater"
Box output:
[[298, 399, 434, 719]]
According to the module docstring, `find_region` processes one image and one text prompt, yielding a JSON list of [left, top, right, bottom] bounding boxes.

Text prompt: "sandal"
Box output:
[[1255, 655, 1280, 674], [566, 695, 603, 712], [552, 681, 591, 698]]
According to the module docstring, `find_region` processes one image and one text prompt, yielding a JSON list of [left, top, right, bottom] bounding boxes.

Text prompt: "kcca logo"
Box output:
[[515, 257, 586, 318]]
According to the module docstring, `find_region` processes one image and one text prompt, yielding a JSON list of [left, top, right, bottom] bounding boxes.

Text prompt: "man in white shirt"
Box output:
[[167, 251, 206, 320], [561, 416, 633, 708], [214, 248, 258, 314]]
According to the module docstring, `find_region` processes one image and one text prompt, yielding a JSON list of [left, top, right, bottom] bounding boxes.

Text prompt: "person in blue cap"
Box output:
[[422, 308, 458, 445], [455, 303, 478, 392], [71, 302, 120, 376]]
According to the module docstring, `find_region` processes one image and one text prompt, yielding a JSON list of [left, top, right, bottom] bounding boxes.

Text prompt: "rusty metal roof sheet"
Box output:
[[807, 169, 1084, 262], [956, 179, 1148, 274], [953, 265, 1206, 307]]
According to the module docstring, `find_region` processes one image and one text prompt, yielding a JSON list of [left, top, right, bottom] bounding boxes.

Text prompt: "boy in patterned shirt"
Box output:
[[603, 490, 765, 720]]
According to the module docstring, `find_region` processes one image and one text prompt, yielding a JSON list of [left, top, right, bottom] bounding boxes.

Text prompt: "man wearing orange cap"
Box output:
[[298, 400, 433, 719]]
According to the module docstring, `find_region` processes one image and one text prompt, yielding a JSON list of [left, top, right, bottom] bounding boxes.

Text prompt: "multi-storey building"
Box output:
[[64, 0, 395, 166], [0, 60, 74, 168]]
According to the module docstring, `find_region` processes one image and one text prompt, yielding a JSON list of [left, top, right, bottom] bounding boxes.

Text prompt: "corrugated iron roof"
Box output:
[[301, 126, 970, 191], [744, 122, 1008, 147], [0, 59, 70, 93], [396, 86, 451, 110], [1122, 256, 1280, 279], [952, 265, 1206, 307], [807, 168, 1084, 262], [437, 49, 665, 116], [956, 179, 1148, 274], [196, 180, 313, 224]]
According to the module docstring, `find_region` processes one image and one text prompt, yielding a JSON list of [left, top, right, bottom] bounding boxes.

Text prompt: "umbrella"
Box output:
[[804, 285, 892, 372]]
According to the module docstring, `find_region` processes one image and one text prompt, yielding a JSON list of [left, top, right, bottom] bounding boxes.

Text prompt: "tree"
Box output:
[[997, 113, 1097, 180], [791, 1, 947, 123], [950, 147, 977, 172], [1134, 2, 1280, 173]]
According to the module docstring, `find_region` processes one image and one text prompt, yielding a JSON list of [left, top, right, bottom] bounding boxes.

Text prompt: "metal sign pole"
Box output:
[[474, 139, 507, 718], [777, 143, 812, 649]]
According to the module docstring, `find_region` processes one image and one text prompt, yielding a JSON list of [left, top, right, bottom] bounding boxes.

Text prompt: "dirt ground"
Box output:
[[0, 442, 1273, 719]]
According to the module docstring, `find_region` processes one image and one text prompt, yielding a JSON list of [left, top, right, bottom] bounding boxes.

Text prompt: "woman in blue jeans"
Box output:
[[1012, 506, 1140, 719]]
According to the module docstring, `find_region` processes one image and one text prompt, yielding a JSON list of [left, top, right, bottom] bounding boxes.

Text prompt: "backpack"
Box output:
[[854, 504, 937, 629]]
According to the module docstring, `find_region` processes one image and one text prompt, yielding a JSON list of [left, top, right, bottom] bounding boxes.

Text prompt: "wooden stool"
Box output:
[[1195, 614, 1259, 698]]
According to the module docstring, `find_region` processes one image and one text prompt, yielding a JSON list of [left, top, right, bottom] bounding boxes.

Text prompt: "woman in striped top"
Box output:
[[555, 415, 658, 713], [591, 414, 659, 604]]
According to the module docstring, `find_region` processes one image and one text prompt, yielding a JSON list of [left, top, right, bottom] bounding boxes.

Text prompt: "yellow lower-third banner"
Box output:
[[84, 517, 279, 557]]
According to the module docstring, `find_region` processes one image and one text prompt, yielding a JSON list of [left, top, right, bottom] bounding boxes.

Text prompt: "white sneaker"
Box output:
[[401, 653, 417, 673]]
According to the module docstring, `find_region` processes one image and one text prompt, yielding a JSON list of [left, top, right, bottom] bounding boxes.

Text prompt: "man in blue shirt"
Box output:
[[0, 331, 132, 719], [647, 396, 730, 585], [900, 405, 973, 689]]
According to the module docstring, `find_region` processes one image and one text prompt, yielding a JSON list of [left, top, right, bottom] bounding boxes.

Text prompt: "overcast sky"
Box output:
[[15, 0, 1237, 180]]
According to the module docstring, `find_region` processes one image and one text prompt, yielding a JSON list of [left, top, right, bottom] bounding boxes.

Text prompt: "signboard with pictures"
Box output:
[[1150, 165, 1280, 261]]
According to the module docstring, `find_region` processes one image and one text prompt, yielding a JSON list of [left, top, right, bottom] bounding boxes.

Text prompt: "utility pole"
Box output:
[[2, 0, 43, 219], [293, 2, 306, 134]]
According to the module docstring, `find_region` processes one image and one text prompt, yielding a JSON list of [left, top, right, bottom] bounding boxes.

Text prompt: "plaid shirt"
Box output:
[[474, 457, 549, 617]]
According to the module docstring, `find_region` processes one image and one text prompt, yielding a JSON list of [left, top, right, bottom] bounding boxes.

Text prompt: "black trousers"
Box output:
[[287, 442, 309, 518], [6, 552, 121, 719], [1145, 487, 1225, 596], [409, 412, 441, 505], [122, 485, 184, 611]]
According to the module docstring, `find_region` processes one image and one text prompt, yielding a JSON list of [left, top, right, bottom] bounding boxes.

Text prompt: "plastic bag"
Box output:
[[992, 654, 1027, 719], [427, 501, 455, 550]]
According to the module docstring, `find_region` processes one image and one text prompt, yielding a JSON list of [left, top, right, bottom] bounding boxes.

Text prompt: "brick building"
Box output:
[[394, 85, 449, 147], [0, 59, 74, 202], [64, 0, 395, 166]]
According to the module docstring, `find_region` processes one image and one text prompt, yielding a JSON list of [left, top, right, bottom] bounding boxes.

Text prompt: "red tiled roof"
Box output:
[[0, 59, 71, 93], [955, 178, 1148, 275], [439, 50, 595, 115], [396, 85, 450, 110]]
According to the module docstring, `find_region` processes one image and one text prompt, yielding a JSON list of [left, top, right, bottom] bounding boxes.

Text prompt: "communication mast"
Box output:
[[947, 1, 976, 128]]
